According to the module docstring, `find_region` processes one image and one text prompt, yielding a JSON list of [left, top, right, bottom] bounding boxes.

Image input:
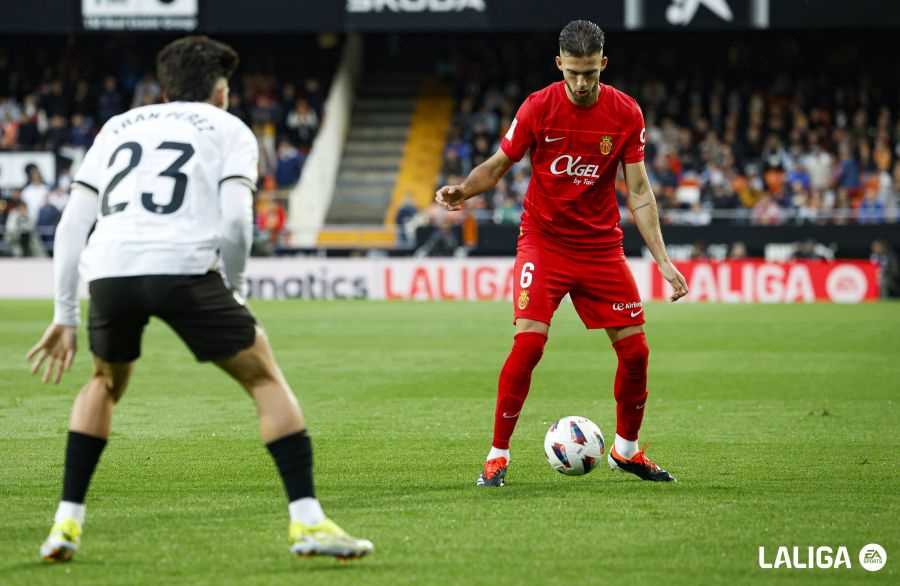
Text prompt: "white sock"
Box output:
[[55, 501, 85, 524], [289, 498, 325, 526], [614, 435, 639, 459], [487, 447, 510, 462]]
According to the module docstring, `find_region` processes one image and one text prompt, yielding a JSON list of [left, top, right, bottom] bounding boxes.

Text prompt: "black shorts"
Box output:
[[88, 272, 257, 363]]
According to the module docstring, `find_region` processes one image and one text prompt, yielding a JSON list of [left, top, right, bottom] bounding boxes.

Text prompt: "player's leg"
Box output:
[[571, 258, 674, 481], [42, 277, 147, 562], [215, 328, 372, 559], [158, 272, 369, 558], [42, 358, 133, 562], [478, 234, 567, 487], [606, 325, 649, 459], [42, 357, 135, 562], [604, 326, 673, 481]]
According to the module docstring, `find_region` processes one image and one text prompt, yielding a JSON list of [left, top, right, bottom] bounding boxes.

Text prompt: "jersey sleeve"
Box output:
[[500, 95, 538, 163], [621, 103, 646, 165], [221, 120, 260, 190], [72, 126, 110, 194]]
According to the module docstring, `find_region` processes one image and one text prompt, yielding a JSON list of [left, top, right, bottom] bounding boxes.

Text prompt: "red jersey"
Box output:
[[500, 81, 646, 251]]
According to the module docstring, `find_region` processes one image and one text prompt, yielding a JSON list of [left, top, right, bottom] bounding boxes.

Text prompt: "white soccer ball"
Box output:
[[544, 416, 605, 476]]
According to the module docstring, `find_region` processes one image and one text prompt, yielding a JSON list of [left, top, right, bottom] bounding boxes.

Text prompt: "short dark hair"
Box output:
[[157, 36, 239, 103], [559, 20, 605, 57]]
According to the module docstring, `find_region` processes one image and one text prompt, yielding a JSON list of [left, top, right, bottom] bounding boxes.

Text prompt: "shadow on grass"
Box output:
[[0, 558, 108, 578]]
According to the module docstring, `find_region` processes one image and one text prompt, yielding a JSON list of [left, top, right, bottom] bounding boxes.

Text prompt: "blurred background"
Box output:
[[0, 0, 897, 299]]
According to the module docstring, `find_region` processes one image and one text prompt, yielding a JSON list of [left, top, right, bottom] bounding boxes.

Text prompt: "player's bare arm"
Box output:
[[623, 160, 688, 302], [435, 149, 514, 211], [27, 183, 98, 384]]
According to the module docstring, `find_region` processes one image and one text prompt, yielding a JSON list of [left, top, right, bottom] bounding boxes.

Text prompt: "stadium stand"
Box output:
[[0, 34, 340, 256], [425, 31, 900, 231]]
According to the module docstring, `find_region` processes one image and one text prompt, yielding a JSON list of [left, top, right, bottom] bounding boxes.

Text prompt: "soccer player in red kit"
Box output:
[[436, 20, 689, 487]]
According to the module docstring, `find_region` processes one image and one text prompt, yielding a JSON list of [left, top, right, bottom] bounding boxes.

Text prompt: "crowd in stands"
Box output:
[[424, 31, 900, 231], [0, 35, 336, 256]]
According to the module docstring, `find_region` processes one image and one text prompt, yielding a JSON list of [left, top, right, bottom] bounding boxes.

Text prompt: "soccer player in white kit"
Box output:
[[28, 36, 373, 562]]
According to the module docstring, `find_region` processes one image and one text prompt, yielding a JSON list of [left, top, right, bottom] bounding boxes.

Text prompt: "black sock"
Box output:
[[62, 431, 108, 503], [266, 430, 315, 502]]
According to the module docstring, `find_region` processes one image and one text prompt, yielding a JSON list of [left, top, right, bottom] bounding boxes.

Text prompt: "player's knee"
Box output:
[[614, 333, 650, 369], [91, 366, 128, 403], [236, 350, 281, 389], [513, 331, 548, 361]]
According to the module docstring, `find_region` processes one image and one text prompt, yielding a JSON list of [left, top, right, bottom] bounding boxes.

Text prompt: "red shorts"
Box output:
[[513, 230, 645, 329]]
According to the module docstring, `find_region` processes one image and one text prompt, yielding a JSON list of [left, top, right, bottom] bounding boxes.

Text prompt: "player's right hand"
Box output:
[[435, 185, 467, 211], [27, 323, 78, 385]]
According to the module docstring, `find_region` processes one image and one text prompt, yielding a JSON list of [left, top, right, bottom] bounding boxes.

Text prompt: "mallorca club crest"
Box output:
[[600, 135, 613, 155], [518, 290, 530, 310]]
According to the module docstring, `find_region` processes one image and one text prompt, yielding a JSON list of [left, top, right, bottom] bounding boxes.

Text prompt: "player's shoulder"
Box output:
[[206, 105, 256, 143], [524, 81, 563, 106], [602, 84, 642, 115]]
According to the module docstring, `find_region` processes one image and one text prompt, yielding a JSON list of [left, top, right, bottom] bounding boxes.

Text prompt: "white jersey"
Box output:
[[73, 101, 258, 282]]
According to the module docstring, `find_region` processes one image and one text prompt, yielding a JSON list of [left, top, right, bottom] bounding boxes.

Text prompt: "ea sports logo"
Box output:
[[825, 265, 867, 303], [859, 543, 887, 572]]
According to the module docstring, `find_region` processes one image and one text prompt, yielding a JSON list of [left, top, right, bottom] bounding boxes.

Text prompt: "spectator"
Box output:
[[857, 190, 886, 224], [870, 240, 899, 298], [68, 113, 95, 148], [4, 199, 34, 257], [36, 197, 61, 256], [285, 98, 319, 148], [493, 194, 522, 225], [256, 194, 287, 249], [394, 193, 420, 247], [752, 194, 782, 225], [21, 164, 48, 225], [729, 241, 748, 259], [131, 73, 160, 108], [303, 78, 324, 118], [40, 80, 67, 119], [274, 140, 304, 188], [97, 76, 123, 125], [792, 239, 828, 261], [442, 149, 464, 178], [690, 241, 709, 260], [228, 93, 248, 124], [416, 224, 459, 257], [16, 94, 43, 148]]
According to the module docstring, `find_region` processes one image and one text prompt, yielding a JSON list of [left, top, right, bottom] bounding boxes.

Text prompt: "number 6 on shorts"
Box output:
[[520, 262, 535, 289]]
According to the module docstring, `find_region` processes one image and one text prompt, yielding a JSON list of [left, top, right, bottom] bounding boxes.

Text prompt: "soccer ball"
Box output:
[[544, 416, 605, 476]]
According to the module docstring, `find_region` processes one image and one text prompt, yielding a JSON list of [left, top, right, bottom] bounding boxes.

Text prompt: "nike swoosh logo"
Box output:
[[501, 412, 520, 419], [544, 136, 564, 143], [630, 309, 644, 318]]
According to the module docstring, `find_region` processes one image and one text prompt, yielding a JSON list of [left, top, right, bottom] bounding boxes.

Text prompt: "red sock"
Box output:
[[613, 332, 650, 441], [492, 331, 547, 450]]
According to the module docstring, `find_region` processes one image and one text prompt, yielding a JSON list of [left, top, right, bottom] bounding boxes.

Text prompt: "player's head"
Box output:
[[157, 36, 239, 109], [556, 20, 607, 106]]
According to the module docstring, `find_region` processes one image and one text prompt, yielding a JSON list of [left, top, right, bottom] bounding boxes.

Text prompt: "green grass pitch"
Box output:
[[1, 299, 898, 585]]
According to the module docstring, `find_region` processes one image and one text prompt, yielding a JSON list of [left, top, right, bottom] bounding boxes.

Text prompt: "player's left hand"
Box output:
[[658, 261, 689, 302], [27, 323, 78, 384]]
